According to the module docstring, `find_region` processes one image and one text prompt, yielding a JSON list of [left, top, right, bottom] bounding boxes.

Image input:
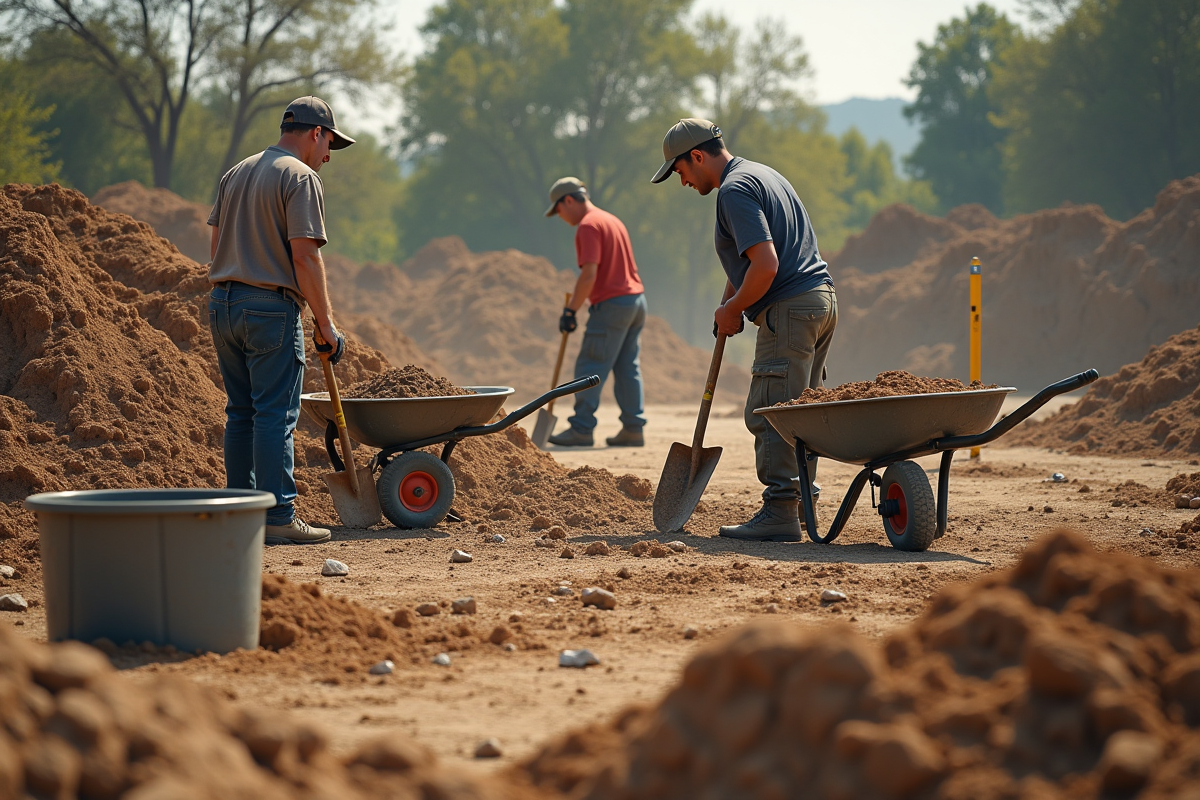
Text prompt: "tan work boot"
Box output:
[[548, 427, 594, 447], [718, 500, 802, 542], [605, 426, 644, 447], [265, 518, 331, 545]]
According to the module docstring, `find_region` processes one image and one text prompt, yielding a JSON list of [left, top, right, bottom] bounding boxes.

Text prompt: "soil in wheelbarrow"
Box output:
[[778, 370, 995, 405], [341, 364, 475, 399]]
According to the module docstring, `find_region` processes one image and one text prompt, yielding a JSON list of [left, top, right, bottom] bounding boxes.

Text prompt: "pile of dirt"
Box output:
[[1009, 323, 1200, 457], [0, 621, 526, 799], [519, 529, 1200, 799], [1168, 472, 1200, 497], [826, 174, 1200, 388], [778, 371, 990, 405], [342, 365, 474, 399], [92, 180, 213, 264]]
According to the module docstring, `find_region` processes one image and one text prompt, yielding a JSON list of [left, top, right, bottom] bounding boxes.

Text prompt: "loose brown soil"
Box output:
[[1168, 472, 1200, 497], [1009, 323, 1200, 458], [779, 370, 992, 405], [342, 364, 474, 399]]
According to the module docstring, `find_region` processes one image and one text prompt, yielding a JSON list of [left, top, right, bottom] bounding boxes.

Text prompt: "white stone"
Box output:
[[544, 597, 557, 605], [0, 594, 28, 612], [450, 549, 473, 563], [553, 586, 574, 596], [0, 565, 14, 579], [1191, 497, 1200, 510], [503, 642, 517, 652], [433, 653, 451, 666], [491, 534, 506, 543], [321, 559, 349, 577], [666, 541, 687, 552], [559, 648, 600, 668], [820, 589, 848, 603], [369, 660, 394, 675]]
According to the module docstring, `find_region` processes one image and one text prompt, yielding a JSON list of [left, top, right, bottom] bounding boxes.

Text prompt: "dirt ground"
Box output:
[[7, 396, 1199, 776]]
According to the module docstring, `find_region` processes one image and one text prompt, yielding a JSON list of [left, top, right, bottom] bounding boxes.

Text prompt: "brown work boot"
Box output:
[[265, 518, 332, 545], [605, 426, 644, 447], [548, 427, 594, 447], [718, 500, 802, 542]]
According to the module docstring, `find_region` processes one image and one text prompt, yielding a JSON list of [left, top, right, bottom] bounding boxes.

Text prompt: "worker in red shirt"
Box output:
[[545, 177, 647, 447]]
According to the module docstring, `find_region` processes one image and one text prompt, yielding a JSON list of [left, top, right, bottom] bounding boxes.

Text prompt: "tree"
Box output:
[[839, 128, 937, 230], [903, 4, 1017, 213], [0, 62, 61, 185]]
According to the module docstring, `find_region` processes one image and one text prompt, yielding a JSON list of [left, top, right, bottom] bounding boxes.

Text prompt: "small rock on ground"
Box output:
[[392, 608, 415, 627], [488, 625, 512, 644], [584, 541, 610, 556], [617, 567, 632, 579], [559, 649, 600, 668], [503, 642, 518, 652], [475, 739, 503, 759], [821, 589, 848, 603], [546, 525, 567, 540], [581, 587, 617, 610], [416, 602, 441, 616], [433, 653, 451, 666], [666, 541, 687, 552], [0, 565, 15, 579], [491, 534, 506, 543], [369, 660, 395, 675], [531, 515, 554, 530], [0, 593, 28, 612], [450, 549, 473, 563], [321, 559, 349, 577], [683, 625, 699, 640], [451, 597, 477, 615], [560, 546, 575, 559], [765, 603, 779, 613], [1192, 497, 1200, 510], [553, 586, 574, 596]]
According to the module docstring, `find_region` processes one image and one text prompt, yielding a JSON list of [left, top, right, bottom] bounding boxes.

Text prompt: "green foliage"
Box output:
[[0, 62, 60, 185], [839, 128, 938, 231], [903, 4, 1017, 213], [319, 134, 406, 263]]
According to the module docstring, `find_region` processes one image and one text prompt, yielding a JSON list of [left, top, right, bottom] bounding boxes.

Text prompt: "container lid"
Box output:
[[24, 488, 277, 514]]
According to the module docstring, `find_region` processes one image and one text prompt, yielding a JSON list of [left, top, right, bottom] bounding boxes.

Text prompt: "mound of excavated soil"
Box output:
[[1009, 323, 1200, 457], [519, 530, 1200, 799], [92, 180, 213, 264], [0, 621, 525, 799], [342, 365, 473, 399], [778, 370, 990, 405], [826, 175, 1200, 388], [1168, 472, 1200, 498]]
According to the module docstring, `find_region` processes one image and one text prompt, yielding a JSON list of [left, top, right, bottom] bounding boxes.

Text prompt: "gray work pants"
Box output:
[[744, 285, 838, 502]]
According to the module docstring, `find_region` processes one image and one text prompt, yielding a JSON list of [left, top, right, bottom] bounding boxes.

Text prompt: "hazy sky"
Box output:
[[342, 0, 1028, 134]]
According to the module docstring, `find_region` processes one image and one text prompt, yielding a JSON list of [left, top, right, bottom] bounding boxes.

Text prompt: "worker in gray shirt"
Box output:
[[208, 96, 353, 545], [652, 118, 837, 541]]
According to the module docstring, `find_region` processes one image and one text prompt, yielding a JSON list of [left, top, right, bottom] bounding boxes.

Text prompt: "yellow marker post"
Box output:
[[969, 256, 982, 458]]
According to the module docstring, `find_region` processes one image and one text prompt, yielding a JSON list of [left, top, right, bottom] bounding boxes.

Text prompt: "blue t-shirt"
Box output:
[[715, 157, 832, 321]]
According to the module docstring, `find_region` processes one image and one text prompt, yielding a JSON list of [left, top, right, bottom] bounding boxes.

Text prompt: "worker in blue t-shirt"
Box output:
[[652, 118, 838, 542]]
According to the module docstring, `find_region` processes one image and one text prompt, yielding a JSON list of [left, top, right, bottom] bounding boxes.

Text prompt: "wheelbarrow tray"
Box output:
[[300, 386, 515, 449], [754, 387, 1016, 465]]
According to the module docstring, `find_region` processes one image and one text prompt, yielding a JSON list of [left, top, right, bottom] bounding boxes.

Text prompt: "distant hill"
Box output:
[[821, 97, 920, 172]]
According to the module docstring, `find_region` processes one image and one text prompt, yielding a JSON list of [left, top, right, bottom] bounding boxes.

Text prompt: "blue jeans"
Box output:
[[568, 293, 647, 433], [208, 282, 305, 525]]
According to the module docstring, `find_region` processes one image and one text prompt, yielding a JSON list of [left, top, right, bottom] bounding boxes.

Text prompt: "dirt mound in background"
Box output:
[[826, 175, 1200, 388], [1168, 472, 1200, 497], [519, 530, 1200, 799], [779, 371, 989, 405], [0, 622, 528, 799], [343, 365, 473, 399], [1009, 323, 1200, 457], [92, 180, 213, 264]]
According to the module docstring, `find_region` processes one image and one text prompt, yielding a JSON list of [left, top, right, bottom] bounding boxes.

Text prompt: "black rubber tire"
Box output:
[[378, 452, 456, 529], [880, 460, 936, 552]]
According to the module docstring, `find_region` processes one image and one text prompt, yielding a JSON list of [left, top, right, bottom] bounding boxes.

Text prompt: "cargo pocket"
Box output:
[[243, 310, 286, 354], [788, 306, 828, 355], [582, 330, 608, 364], [749, 359, 790, 412]]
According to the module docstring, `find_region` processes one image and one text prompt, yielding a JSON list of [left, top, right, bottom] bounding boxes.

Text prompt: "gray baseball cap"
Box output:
[[282, 96, 356, 150], [545, 176, 587, 217], [651, 118, 723, 183]]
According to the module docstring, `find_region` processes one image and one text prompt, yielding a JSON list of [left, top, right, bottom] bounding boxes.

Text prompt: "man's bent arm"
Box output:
[[568, 263, 599, 311], [291, 237, 338, 342], [715, 241, 778, 334]]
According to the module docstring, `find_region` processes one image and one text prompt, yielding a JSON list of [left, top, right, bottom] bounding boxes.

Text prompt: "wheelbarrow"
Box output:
[[752, 369, 1099, 552], [300, 375, 599, 529]]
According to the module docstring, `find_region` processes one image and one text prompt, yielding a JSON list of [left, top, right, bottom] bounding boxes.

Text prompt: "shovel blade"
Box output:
[[531, 408, 557, 449], [322, 467, 382, 529], [652, 441, 722, 533]]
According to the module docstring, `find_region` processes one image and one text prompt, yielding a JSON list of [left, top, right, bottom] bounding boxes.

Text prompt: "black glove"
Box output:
[[313, 328, 346, 366], [713, 316, 745, 338], [559, 307, 578, 334]]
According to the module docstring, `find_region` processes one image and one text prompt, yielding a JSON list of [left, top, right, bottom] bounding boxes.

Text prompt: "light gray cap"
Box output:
[[545, 176, 587, 217], [651, 118, 722, 183]]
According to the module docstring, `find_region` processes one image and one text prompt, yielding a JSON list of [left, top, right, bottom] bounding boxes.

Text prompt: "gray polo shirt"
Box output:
[[714, 157, 832, 321], [207, 146, 327, 297]]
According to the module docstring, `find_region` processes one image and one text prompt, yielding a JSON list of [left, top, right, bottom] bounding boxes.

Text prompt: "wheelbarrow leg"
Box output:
[[796, 440, 872, 545], [936, 450, 953, 539]]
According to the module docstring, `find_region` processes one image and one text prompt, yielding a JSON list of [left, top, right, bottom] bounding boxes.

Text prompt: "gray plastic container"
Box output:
[[25, 488, 275, 654]]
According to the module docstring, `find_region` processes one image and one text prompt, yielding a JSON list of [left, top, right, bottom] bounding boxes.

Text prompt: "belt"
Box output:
[[214, 280, 305, 308]]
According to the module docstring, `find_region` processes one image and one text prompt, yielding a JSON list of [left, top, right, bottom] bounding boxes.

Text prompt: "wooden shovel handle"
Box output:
[[690, 333, 726, 478], [314, 324, 360, 496], [546, 292, 572, 415]]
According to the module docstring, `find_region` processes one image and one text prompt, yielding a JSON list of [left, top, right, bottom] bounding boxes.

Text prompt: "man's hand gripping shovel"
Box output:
[[314, 324, 382, 528]]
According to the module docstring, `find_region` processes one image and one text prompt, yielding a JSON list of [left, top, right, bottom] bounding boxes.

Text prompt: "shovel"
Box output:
[[653, 332, 726, 532], [531, 293, 572, 449], [314, 326, 382, 528]]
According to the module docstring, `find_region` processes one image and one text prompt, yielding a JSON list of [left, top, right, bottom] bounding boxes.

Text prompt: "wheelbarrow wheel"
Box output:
[[880, 460, 936, 552], [378, 452, 455, 529]]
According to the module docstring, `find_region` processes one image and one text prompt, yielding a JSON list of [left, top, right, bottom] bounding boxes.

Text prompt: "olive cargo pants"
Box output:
[[744, 285, 838, 502]]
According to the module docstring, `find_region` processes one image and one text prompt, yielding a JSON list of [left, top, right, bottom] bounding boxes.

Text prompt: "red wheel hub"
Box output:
[[886, 483, 908, 533], [399, 471, 438, 512]]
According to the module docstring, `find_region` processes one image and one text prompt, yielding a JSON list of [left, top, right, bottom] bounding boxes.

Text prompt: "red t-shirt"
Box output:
[[574, 207, 644, 305]]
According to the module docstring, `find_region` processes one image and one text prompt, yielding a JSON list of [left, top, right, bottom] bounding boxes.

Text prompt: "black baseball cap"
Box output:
[[282, 96, 356, 150]]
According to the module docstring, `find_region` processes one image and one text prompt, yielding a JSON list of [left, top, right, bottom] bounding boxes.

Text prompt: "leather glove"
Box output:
[[559, 307, 578, 334], [313, 327, 346, 366]]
